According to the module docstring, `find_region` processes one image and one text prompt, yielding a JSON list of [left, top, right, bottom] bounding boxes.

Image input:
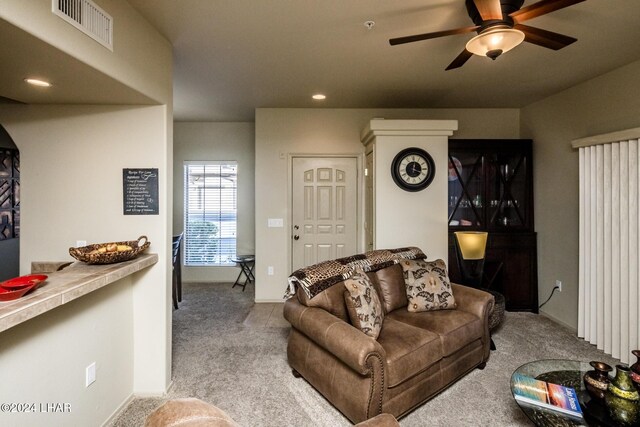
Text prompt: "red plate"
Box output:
[[0, 284, 37, 302], [0, 274, 48, 290]]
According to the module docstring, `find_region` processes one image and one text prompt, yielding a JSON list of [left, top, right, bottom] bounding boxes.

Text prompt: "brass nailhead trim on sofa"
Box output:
[[365, 353, 385, 418]]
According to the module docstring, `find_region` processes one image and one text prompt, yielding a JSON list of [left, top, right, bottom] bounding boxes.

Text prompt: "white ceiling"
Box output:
[[127, 0, 640, 122], [2, 1, 639, 121]]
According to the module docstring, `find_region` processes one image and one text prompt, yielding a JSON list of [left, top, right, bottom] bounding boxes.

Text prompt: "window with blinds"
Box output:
[[184, 162, 237, 266]]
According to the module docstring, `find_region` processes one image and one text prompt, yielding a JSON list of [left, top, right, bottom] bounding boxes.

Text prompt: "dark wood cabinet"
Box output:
[[448, 233, 538, 311], [448, 140, 538, 312]]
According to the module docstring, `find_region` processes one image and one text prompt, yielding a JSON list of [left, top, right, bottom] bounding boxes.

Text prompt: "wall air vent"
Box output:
[[53, 0, 113, 51]]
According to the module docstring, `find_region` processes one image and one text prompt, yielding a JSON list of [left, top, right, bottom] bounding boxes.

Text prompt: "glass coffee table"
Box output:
[[511, 359, 640, 427]]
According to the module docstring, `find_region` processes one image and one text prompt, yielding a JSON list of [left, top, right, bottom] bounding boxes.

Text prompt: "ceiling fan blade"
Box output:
[[446, 49, 473, 70], [389, 26, 479, 46], [515, 24, 577, 50], [510, 0, 586, 23], [473, 0, 504, 21]]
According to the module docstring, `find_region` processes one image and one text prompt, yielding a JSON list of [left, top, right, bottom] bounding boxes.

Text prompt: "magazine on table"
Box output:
[[512, 373, 583, 418]]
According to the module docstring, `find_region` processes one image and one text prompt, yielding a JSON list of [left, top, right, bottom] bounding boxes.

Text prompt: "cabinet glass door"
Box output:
[[448, 153, 484, 228], [487, 153, 528, 229]]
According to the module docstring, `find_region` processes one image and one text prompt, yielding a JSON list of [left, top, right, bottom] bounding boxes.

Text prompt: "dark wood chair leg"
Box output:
[[292, 369, 302, 378], [172, 268, 179, 310], [231, 269, 244, 289], [172, 233, 184, 305], [490, 338, 496, 351], [176, 246, 182, 302]]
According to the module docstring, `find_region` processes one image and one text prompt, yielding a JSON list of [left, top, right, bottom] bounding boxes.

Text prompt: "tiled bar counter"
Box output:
[[0, 253, 158, 333]]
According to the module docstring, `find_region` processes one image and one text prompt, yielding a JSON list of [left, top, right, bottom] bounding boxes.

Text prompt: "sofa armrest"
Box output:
[[284, 297, 387, 375], [451, 283, 494, 320], [452, 283, 494, 361]]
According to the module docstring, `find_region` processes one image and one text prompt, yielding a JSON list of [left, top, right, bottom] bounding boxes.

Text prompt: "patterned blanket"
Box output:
[[284, 247, 427, 300]]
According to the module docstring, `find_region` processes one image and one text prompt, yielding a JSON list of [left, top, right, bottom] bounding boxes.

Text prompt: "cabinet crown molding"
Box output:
[[361, 119, 459, 146]]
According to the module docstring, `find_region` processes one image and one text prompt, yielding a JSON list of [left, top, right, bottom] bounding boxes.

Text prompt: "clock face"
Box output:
[[391, 147, 436, 192]]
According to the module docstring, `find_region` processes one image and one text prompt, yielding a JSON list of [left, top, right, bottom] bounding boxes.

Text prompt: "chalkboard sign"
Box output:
[[123, 168, 159, 215]]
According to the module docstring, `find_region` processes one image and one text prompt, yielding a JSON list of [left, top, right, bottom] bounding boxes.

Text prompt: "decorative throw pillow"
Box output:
[[400, 259, 456, 312], [343, 269, 385, 339]]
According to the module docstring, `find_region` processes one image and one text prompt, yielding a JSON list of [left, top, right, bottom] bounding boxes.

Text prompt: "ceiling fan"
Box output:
[[389, 0, 585, 70]]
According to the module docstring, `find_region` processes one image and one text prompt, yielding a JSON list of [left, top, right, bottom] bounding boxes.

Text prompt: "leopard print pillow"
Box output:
[[343, 269, 385, 339], [400, 259, 456, 312]]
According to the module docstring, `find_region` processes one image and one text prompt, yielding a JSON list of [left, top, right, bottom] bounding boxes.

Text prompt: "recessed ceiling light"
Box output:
[[24, 78, 52, 87], [312, 94, 326, 100]]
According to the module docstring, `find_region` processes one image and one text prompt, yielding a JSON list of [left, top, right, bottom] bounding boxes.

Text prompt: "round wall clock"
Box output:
[[390, 147, 436, 192]]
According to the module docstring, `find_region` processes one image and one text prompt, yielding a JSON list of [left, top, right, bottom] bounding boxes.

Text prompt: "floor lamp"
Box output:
[[454, 231, 488, 289]]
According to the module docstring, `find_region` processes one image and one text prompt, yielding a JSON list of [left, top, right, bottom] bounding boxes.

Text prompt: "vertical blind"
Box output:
[[184, 162, 237, 266], [578, 139, 639, 364]]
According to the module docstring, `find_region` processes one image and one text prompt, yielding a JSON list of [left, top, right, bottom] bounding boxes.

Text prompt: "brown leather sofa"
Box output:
[[284, 262, 494, 424], [145, 399, 400, 427]]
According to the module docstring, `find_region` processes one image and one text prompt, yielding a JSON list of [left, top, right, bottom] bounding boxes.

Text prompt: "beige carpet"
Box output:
[[110, 282, 619, 427]]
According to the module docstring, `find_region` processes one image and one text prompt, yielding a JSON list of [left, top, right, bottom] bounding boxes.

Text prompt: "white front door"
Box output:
[[291, 157, 358, 271]]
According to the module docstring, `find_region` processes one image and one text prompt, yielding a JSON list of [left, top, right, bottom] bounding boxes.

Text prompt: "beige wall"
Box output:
[[255, 108, 520, 302], [0, 105, 172, 426], [521, 59, 640, 329], [173, 122, 255, 282], [0, 106, 170, 272], [0, 278, 134, 426], [0, 1, 173, 424]]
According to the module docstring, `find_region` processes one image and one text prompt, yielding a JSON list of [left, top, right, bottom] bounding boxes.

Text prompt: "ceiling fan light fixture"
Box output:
[[486, 49, 503, 60], [465, 27, 525, 58]]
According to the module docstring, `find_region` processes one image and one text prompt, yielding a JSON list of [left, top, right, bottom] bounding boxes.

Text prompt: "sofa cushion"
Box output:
[[387, 309, 483, 357], [344, 269, 385, 339], [374, 264, 408, 314], [296, 283, 350, 322], [400, 259, 456, 312], [376, 318, 442, 387]]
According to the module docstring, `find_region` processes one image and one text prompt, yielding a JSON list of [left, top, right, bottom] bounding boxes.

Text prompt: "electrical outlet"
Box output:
[[267, 266, 274, 276], [556, 280, 562, 292], [76, 240, 87, 247], [85, 362, 96, 387]]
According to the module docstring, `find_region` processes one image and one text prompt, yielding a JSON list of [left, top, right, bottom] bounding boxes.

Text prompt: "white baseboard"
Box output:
[[101, 381, 174, 426], [134, 380, 175, 398], [255, 299, 286, 303], [102, 394, 135, 427]]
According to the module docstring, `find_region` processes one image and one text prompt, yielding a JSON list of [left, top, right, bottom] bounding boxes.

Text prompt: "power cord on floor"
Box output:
[[538, 286, 560, 309]]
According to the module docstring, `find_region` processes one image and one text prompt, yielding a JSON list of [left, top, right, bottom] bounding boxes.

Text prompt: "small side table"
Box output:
[[486, 289, 506, 351], [231, 255, 255, 292]]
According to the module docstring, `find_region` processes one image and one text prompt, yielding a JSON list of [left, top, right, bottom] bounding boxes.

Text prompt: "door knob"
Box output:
[[293, 235, 300, 240]]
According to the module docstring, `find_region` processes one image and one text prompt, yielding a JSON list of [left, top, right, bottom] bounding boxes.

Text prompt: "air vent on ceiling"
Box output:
[[52, 0, 113, 51]]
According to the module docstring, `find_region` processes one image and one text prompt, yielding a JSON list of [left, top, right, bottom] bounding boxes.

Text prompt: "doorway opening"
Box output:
[[0, 124, 20, 281]]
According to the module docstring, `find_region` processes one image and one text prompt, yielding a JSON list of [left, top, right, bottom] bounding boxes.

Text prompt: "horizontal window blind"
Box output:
[[184, 162, 237, 266]]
